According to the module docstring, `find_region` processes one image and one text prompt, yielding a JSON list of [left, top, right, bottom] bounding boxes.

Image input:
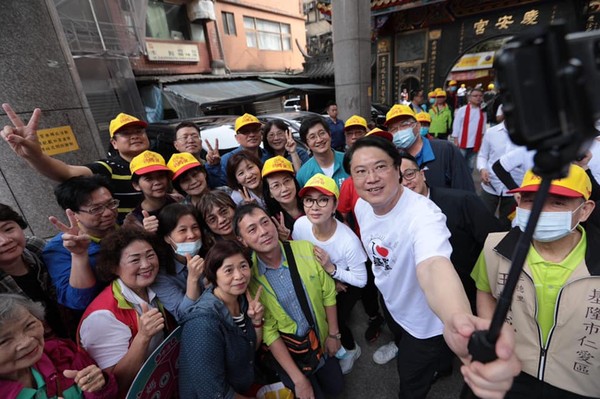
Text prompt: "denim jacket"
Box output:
[[179, 287, 257, 399]]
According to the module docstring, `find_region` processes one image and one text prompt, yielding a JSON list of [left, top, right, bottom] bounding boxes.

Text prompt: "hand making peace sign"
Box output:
[[49, 209, 91, 256], [246, 285, 264, 326], [283, 130, 296, 153], [1, 103, 44, 159], [205, 138, 221, 166]]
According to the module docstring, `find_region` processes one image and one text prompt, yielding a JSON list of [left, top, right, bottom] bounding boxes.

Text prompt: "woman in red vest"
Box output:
[[77, 229, 173, 397]]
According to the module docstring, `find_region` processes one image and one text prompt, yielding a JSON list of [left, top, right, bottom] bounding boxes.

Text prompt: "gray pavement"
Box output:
[[340, 305, 464, 399]]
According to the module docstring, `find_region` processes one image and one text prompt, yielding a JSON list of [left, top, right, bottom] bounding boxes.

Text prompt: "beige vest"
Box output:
[[483, 231, 600, 397]]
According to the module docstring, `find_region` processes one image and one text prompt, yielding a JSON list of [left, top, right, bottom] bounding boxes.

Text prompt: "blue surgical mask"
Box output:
[[515, 204, 583, 242], [173, 239, 203, 257], [448, 86, 457, 93], [429, 98, 435, 105], [420, 127, 429, 137], [393, 127, 417, 149]]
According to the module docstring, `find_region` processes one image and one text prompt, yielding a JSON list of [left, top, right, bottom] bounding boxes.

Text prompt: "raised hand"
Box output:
[[185, 253, 205, 282], [63, 365, 106, 393], [272, 212, 290, 241], [240, 187, 256, 205], [246, 285, 264, 326], [141, 210, 159, 234], [313, 246, 335, 275], [284, 130, 296, 153], [205, 138, 221, 166], [49, 209, 90, 255], [139, 302, 165, 338], [1, 104, 43, 159]]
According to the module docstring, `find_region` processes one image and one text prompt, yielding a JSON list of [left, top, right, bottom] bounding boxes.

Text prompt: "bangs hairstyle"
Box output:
[[0, 294, 45, 326], [225, 151, 264, 190], [203, 240, 252, 286], [262, 119, 290, 154], [96, 228, 158, 282], [0, 204, 27, 229], [398, 150, 420, 169], [262, 172, 303, 231], [299, 115, 330, 144], [172, 164, 207, 195], [157, 203, 199, 239], [343, 135, 402, 174]]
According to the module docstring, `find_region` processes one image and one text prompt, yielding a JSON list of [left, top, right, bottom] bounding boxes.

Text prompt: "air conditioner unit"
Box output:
[[188, 0, 216, 22]]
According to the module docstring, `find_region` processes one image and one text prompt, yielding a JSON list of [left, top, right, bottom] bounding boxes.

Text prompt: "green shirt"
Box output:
[[16, 368, 83, 399], [471, 226, 586, 346]]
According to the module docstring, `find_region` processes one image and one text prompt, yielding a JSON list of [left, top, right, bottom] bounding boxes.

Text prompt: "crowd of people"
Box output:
[[0, 84, 598, 399]]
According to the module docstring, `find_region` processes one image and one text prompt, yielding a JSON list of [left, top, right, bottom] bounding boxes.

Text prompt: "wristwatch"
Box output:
[[328, 332, 341, 340]]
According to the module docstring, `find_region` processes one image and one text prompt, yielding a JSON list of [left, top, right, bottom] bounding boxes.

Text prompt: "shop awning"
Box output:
[[451, 51, 495, 72], [164, 80, 289, 110], [162, 79, 334, 118]]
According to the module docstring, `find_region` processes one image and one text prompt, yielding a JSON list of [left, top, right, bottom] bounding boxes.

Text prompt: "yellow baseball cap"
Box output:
[[427, 91, 436, 99], [262, 156, 294, 178], [449, 80, 457, 86], [344, 115, 368, 131], [109, 113, 148, 138], [436, 90, 447, 98], [168, 152, 202, 180], [488, 83, 495, 90], [298, 173, 339, 199], [235, 113, 261, 133], [384, 104, 416, 126], [508, 164, 592, 200], [416, 112, 431, 124], [130, 150, 170, 176], [366, 127, 393, 142]]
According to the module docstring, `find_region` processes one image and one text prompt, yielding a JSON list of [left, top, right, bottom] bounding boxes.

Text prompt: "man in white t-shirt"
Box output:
[[344, 135, 520, 398]]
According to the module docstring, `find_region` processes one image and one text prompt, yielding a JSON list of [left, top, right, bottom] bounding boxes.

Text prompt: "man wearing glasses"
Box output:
[[343, 115, 368, 150], [172, 121, 223, 189], [215, 113, 269, 186], [385, 103, 474, 192], [297, 116, 349, 188], [42, 175, 119, 334], [344, 136, 520, 398], [1, 105, 151, 223]]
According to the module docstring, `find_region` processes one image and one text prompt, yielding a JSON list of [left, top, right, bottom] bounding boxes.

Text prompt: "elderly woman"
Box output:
[[179, 240, 264, 399], [0, 293, 118, 398], [77, 229, 173, 396], [0, 204, 66, 338]]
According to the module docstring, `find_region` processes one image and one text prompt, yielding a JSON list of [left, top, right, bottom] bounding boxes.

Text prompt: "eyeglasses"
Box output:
[[175, 133, 200, 142], [345, 129, 366, 138], [389, 120, 416, 133], [269, 177, 295, 192], [237, 128, 261, 135], [267, 130, 286, 140], [306, 130, 329, 142], [352, 163, 393, 181], [401, 168, 420, 181], [79, 199, 120, 215], [302, 197, 331, 208]]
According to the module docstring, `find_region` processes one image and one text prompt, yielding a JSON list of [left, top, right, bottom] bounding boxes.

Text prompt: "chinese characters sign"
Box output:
[[146, 41, 200, 62], [472, 9, 540, 36], [37, 126, 79, 156]]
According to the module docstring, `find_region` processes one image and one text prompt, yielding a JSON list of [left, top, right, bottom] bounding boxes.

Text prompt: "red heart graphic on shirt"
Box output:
[[375, 245, 389, 257]]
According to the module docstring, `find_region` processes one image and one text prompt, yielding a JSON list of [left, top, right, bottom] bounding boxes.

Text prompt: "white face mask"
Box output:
[[173, 239, 203, 257], [515, 202, 584, 242], [392, 127, 417, 149]]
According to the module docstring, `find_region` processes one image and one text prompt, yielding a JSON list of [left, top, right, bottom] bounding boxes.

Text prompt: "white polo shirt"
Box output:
[[354, 188, 452, 339]]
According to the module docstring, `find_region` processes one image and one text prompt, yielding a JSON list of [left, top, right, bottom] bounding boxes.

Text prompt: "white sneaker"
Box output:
[[373, 341, 398, 365], [339, 343, 361, 374]]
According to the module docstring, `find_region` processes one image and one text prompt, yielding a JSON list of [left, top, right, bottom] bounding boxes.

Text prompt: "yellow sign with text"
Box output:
[[38, 126, 79, 156]]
